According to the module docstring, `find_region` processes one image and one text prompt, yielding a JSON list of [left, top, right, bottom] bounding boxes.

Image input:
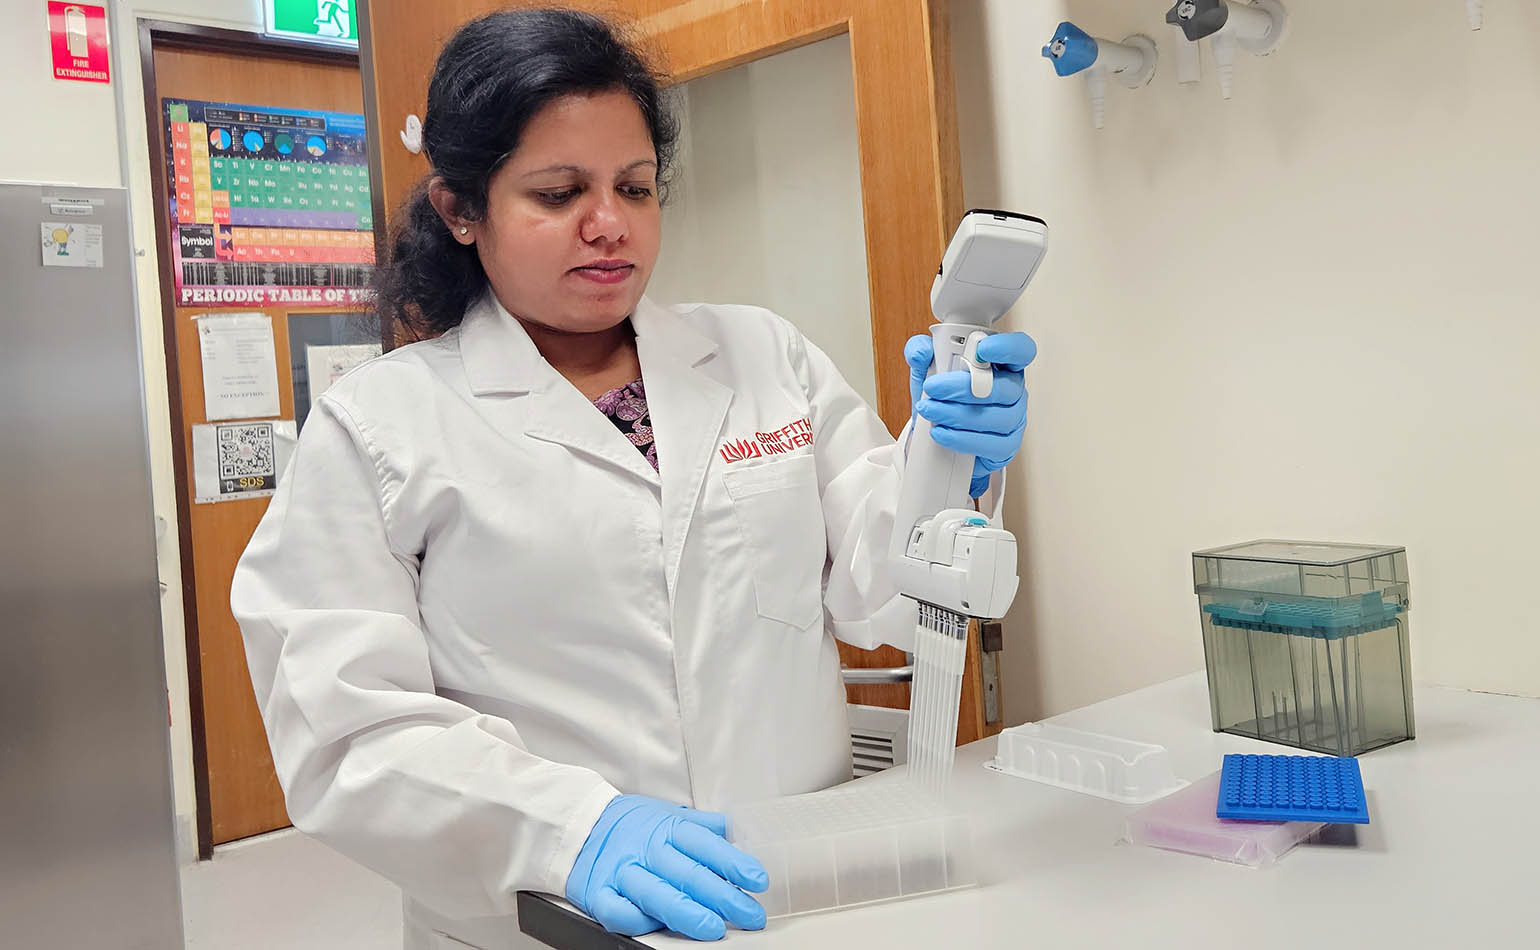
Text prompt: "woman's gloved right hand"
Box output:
[[564, 794, 770, 940]]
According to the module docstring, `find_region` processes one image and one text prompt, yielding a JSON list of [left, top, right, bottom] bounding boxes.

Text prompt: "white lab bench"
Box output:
[[520, 672, 1540, 949]]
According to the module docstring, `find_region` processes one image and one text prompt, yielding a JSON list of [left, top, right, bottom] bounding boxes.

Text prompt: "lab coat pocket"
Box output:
[[722, 453, 827, 630]]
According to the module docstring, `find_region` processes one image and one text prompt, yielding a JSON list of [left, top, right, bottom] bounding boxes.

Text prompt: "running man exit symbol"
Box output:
[[314, 0, 350, 39]]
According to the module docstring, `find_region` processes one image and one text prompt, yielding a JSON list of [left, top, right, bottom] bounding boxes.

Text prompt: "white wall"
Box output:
[[953, 0, 1540, 722], [0, 1, 122, 187], [648, 34, 877, 407], [2, 0, 269, 862]]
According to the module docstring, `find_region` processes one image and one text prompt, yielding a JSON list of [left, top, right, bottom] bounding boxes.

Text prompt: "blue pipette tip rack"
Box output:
[[1217, 754, 1369, 825], [1203, 591, 1401, 641]]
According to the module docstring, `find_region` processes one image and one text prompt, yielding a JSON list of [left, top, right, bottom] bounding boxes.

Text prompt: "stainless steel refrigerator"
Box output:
[[1, 182, 184, 946]]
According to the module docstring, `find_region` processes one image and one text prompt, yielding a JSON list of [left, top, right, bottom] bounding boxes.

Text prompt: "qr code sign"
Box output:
[[217, 422, 276, 492]]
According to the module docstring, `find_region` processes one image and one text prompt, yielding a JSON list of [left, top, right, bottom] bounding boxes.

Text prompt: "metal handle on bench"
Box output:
[[840, 665, 914, 685]]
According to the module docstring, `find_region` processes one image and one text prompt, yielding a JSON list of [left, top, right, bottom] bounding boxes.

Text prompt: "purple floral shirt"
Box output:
[[592, 379, 657, 471]]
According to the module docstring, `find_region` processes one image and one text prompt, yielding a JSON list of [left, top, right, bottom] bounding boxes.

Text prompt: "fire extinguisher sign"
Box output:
[[48, 2, 110, 84]]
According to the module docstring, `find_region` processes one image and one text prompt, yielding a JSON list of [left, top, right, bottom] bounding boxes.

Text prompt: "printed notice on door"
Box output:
[[196, 312, 281, 420]]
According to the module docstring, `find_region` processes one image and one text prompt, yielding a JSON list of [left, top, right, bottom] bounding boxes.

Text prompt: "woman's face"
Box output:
[[471, 89, 662, 334]]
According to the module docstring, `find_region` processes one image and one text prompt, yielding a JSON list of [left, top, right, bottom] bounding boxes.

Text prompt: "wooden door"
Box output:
[[357, 0, 1000, 744], [141, 25, 370, 852]]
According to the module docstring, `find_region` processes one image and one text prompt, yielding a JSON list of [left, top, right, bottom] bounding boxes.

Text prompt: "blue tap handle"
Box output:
[[1042, 21, 1099, 77]]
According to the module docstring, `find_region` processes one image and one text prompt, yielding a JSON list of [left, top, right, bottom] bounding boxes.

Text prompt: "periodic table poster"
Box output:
[[163, 98, 375, 307]]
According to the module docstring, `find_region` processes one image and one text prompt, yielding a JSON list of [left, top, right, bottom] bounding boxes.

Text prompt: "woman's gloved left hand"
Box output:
[[905, 331, 1037, 498]]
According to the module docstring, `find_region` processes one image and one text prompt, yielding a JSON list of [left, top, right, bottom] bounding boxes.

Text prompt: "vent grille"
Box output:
[[847, 704, 910, 780], [851, 731, 896, 779]]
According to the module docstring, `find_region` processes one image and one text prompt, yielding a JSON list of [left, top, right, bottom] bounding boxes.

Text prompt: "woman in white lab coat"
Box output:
[[230, 9, 1034, 950]]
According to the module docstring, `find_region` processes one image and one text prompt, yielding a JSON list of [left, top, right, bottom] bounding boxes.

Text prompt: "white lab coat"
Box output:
[[230, 293, 916, 949]]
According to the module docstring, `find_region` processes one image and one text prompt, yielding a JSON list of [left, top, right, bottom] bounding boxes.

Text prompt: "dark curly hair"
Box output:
[[372, 8, 678, 339]]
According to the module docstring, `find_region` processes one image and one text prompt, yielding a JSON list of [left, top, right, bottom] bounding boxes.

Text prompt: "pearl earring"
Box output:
[[458, 226, 468, 235]]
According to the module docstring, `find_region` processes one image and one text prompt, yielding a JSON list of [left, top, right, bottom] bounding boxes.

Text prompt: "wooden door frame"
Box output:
[[358, 0, 994, 742], [137, 18, 360, 861]]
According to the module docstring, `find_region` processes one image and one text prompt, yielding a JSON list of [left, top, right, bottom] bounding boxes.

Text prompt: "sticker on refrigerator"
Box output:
[[192, 419, 297, 503], [42, 195, 101, 216], [40, 221, 103, 267]]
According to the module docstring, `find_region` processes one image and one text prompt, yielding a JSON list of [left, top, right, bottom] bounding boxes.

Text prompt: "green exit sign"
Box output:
[[264, 0, 358, 47]]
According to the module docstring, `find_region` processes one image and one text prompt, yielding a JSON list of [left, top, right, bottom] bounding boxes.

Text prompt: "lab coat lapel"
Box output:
[[458, 293, 661, 487], [633, 298, 732, 602]]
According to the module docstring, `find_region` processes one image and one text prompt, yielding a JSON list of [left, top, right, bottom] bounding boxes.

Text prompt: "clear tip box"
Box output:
[[1193, 541, 1414, 757]]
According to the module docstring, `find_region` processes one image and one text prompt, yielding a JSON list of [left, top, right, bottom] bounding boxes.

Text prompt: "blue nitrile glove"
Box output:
[[565, 794, 769, 940], [905, 332, 1037, 498]]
